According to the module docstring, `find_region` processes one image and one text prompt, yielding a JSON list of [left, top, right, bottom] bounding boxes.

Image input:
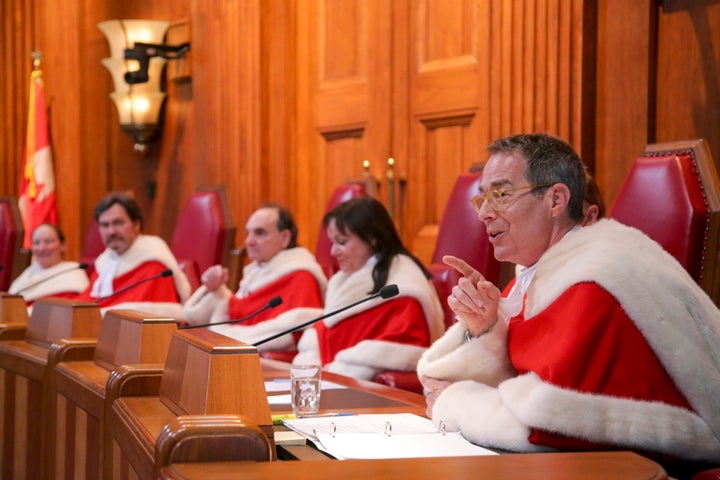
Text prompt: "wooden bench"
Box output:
[[51, 309, 178, 480], [106, 328, 273, 480], [0, 298, 101, 480]]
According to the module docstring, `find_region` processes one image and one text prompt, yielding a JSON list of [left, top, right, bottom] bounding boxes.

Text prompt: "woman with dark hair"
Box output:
[[9, 223, 89, 305], [293, 197, 444, 380]]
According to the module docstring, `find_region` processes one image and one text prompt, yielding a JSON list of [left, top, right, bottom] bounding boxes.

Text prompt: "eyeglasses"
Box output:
[[470, 184, 552, 213]]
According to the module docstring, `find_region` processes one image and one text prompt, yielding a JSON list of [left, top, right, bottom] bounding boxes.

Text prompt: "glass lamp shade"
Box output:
[[110, 91, 167, 126], [97, 20, 170, 59], [101, 57, 167, 94], [98, 19, 171, 153]]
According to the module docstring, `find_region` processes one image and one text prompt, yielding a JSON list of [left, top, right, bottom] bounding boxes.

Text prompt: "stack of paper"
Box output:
[[283, 413, 497, 459]]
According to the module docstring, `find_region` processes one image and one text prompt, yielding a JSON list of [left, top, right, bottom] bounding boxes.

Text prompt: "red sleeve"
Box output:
[[227, 270, 324, 325]]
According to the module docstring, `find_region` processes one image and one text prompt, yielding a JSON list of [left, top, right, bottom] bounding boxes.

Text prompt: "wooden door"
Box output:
[[295, 0, 593, 262], [295, 0, 394, 250]]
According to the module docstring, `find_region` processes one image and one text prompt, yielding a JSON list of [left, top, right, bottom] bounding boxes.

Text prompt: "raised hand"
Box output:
[[443, 255, 500, 337]]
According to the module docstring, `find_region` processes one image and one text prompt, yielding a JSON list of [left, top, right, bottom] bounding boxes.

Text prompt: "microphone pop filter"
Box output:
[[379, 284, 399, 299], [78, 262, 90, 269], [268, 296, 283, 308], [160, 269, 173, 277]]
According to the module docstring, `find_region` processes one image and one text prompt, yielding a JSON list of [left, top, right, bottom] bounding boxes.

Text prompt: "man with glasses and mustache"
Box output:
[[417, 133, 720, 477], [75, 193, 191, 317]]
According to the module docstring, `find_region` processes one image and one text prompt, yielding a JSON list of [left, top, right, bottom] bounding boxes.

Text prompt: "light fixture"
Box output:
[[98, 19, 189, 154]]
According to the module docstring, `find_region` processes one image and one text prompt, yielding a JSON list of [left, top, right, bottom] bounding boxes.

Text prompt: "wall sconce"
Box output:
[[98, 19, 190, 154]]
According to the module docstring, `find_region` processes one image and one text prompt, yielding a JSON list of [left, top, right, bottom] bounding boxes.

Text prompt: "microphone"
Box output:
[[94, 269, 173, 303], [14, 263, 90, 295], [253, 284, 399, 347], [180, 296, 283, 330]]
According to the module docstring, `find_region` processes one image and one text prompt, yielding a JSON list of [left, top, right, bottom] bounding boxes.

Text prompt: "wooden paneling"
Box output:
[[1, 0, 719, 272], [295, 0, 393, 249], [656, 1, 720, 166], [406, 0, 592, 257]]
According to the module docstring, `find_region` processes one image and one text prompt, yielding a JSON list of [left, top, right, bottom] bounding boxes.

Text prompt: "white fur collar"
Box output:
[[238, 247, 327, 297], [323, 254, 444, 340], [94, 235, 191, 302], [528, 218, 720, 441]]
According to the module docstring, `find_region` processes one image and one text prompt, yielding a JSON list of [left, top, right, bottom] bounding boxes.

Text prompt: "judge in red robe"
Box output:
[[294, 197, 444, 380], [417, 133, 720, 472], [75, 194, 190, 318], [183, 203, 327, 351]]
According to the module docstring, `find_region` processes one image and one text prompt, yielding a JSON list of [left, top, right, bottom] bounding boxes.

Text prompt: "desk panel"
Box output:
[[161, 451, 667, 480]]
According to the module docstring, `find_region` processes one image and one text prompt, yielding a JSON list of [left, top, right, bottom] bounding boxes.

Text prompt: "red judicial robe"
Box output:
[[418, 219, 720, 462]]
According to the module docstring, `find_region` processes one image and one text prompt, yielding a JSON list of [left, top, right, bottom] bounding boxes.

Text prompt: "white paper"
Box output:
[[283, 413, 497, 459], [316, 431, 497, 459]]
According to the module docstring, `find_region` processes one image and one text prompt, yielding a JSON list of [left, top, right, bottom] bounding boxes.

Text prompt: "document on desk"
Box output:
[[283, 413, 497, 459]]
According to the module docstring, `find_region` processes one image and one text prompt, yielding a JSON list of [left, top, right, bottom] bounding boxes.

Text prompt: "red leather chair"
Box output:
[[373, 171, 503, 393], [428, 171, 502, 329], [79, 218, 105, 278], [171, 187, 237, 292], [0, 197, 26, 291], [692, 468, 720, 480], [609, 139, 720, 304], [315, 182, 367, 278]]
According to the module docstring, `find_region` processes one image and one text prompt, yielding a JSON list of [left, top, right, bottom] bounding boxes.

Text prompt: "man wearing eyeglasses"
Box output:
[[417, 133, 720, 476]]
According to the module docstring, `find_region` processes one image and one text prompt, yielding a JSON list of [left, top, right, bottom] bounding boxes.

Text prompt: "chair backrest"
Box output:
[[79, 217, 105, 277], [171, 187, 237, 291], [315, 183, 366, 278], [429, 172, 502, 329], [609, 139, 720, 304], [0, 197, 26, 291]]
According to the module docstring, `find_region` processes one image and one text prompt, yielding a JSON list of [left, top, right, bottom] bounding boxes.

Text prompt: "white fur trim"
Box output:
[[293, 328, 321, 366], [93, 235, 192, 302], [500, 372, 720, 461], [327, 340, 427, 380], [527, 218, 720, 442], [182, 285, 233, 324], [323, 254, 444, 340], [238, 247, 327, 297], [432, 380, 545, 452], [9, 261, 89, 301], [417, 321, 516, 386]]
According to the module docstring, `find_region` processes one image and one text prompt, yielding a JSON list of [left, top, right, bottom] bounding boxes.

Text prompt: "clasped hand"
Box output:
[[201, 264, 229, 291]]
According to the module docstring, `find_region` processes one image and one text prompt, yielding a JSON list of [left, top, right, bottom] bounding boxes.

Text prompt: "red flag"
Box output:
[[19, 68, 57, 248]]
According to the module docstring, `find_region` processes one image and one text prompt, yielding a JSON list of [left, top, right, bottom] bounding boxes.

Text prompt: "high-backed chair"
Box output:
[[315, 183, 367, 278], [373, 171, 503, 393], [80, 217, 105, 277], [609, 139, 720, 305], [171, 187, 237, 292], [0, 197, 26, 291], [428, 171, 502, 329]]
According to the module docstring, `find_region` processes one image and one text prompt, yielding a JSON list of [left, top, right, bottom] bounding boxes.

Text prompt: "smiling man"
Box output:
[[182, 202, 327, 352], [75, 193, 191, 313], [417, 133, 720, 477]]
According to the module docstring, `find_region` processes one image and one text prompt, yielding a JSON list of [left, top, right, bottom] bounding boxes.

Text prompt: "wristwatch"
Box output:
[[464, 328, 475, 343]]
